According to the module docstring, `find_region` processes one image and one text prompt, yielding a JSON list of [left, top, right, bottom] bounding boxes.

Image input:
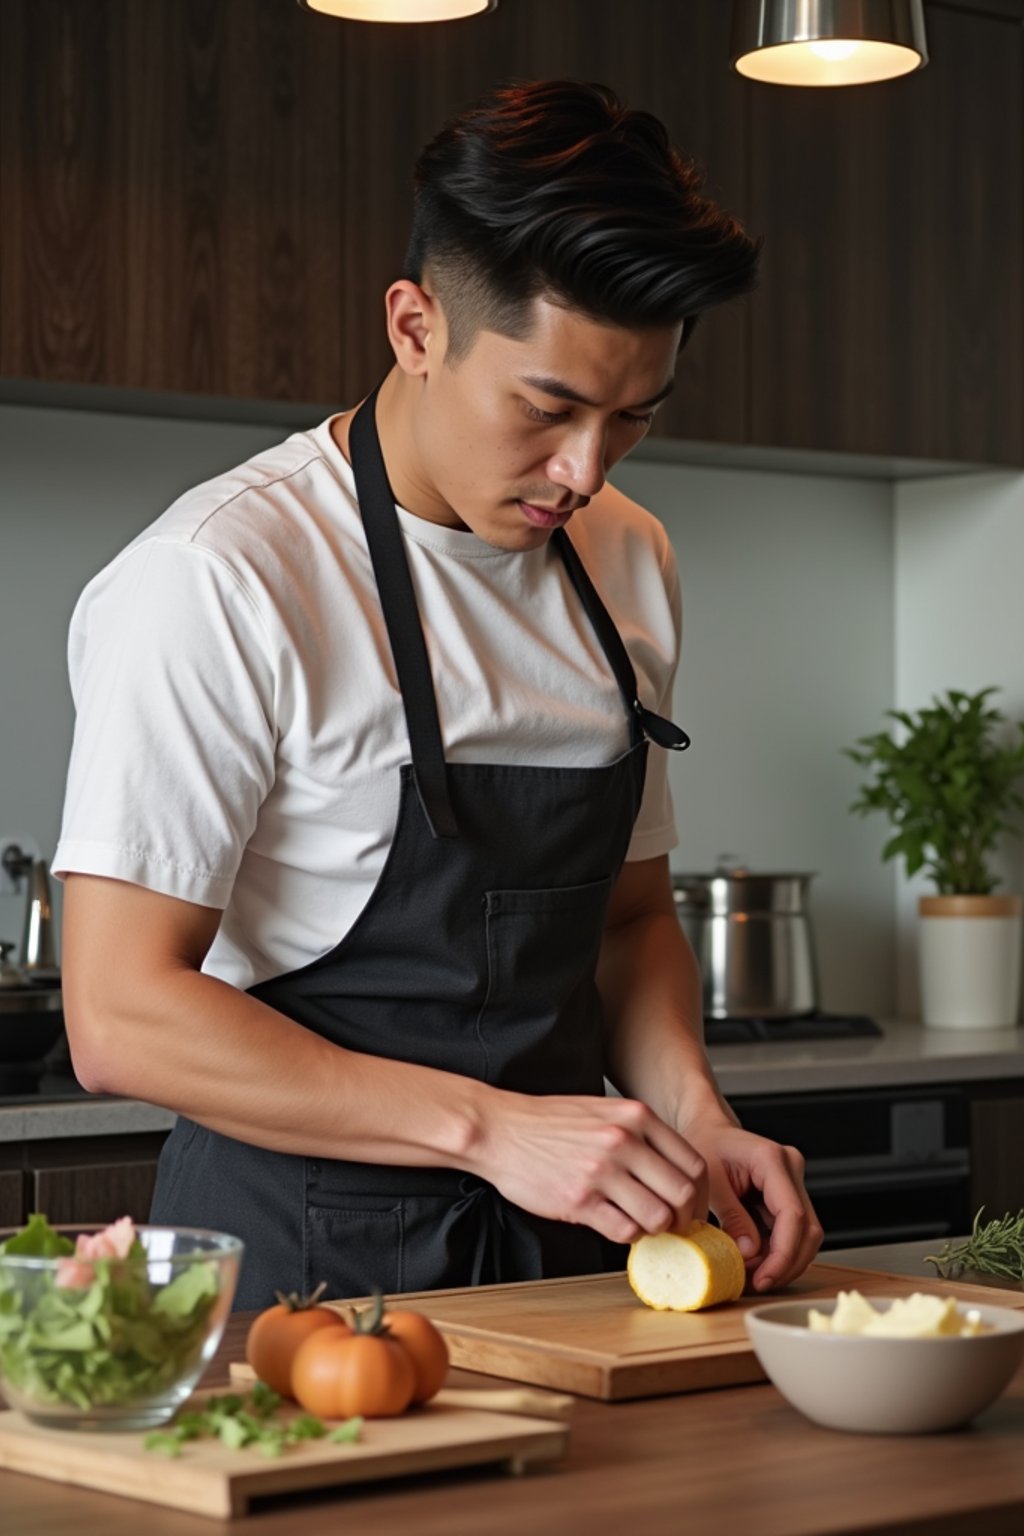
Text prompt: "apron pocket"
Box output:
[[305, 1198, 404, 1300], [478, 875, 614, 1095]]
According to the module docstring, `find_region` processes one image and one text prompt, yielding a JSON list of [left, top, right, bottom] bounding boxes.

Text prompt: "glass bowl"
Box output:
[[0, 1224, 244, 1430]]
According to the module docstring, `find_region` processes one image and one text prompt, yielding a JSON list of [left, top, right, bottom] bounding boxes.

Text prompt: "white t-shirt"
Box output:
[[54, 417, 681, 992]]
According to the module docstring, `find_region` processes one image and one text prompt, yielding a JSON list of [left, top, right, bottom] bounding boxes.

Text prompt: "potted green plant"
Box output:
[[844, 687, 1024, 1029]]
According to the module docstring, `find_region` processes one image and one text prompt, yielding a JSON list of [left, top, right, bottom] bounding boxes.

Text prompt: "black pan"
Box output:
[[0, 986, 64, 1065]]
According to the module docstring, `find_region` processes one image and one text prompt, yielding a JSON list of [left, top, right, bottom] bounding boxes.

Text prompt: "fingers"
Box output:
[[609, 1102, 709, 1231], [486, 1093, 710, 1246], [561, 1102, 709, 1242], [577, 1193, 655, 1247], [597, 1166, 704, 1243], [711, 1188, 765, 1262], [747, 1146, 823, 1292], [637, 1111, 710, 1220], [564, 1130, 709, 1247]]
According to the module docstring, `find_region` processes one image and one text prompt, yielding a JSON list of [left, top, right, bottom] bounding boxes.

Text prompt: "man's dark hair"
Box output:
[[405, 78, 761, 361]]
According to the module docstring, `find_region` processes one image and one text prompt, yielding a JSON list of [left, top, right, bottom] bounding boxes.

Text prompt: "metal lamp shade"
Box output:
[[298, 0, 497, 19], [731, 0, 928, 86]]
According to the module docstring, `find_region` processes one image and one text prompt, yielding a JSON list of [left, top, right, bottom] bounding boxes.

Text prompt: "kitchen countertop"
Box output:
[[4, 1017, 1024, 1141], [0, 1093, 175, 1143], [3, 1240, 1024, 1536], [0, 1059, 176, 1142], [709, 1016, 1024, 1097]]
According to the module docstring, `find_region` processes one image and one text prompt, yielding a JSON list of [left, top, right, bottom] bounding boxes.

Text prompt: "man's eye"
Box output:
[[523, 402, 654, 428]]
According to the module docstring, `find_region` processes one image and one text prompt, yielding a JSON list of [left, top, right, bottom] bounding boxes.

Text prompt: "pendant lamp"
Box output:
[[731, 1, 928, 86], [297, 0, 496, 20]]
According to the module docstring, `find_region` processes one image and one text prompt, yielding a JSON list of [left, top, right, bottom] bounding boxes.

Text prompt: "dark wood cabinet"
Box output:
[[0, 0, 348, 405], [32, 1157, 162, 1227], [1, 0, 1021, 465], [0, 1171, 25, 1229], [746, 0, 1024, 465], [0, 1131, 168, 1228], [0, 0, 747, 444], [969, 1093, 1024, 1216]]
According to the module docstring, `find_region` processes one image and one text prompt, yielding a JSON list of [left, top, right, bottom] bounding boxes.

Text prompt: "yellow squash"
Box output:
[[628, 1219, 746, 1311]]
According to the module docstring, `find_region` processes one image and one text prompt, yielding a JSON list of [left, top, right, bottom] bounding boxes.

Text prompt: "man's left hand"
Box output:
[[683, 1115, 824, 1292]]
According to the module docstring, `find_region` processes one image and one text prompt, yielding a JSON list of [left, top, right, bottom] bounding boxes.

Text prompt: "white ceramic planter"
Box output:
[[918, 894, 1023, 1029]]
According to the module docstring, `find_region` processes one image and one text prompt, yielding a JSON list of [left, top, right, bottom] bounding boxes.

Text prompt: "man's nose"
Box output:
[[547, 428, 608, 500]]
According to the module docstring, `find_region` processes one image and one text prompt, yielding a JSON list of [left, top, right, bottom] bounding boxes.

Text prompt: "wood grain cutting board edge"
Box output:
[[0, 1390, 569, 1519], [333, 1261, 1024, 1402], [811, 1261, 1024, 1307]]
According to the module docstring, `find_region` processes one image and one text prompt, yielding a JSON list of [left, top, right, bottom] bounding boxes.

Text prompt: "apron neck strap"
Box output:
[[349, 386, 459, 839], [552, 530, 691, 754]]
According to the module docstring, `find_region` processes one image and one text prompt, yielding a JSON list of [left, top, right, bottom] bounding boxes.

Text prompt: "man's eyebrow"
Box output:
[[517, 374, 676, 410]]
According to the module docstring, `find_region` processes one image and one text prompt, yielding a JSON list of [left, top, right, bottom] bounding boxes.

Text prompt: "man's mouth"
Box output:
[[516, 499, 582, 529]]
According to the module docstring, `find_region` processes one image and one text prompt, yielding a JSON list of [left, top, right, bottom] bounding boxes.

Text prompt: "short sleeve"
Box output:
[[53, 538, 277, 908], [624, 534, 681, 863]]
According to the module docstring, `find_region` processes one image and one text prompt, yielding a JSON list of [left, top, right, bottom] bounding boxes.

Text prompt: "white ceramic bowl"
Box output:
[[745, 1296, 1024, 1434], [0, 1225, 243, 1430]]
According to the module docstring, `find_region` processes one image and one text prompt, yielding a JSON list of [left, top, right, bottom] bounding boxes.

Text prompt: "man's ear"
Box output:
[[385, 279, 445, 378]]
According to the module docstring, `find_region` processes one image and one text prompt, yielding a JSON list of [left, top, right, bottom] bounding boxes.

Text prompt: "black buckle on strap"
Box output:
[[634, 700, 691, 751]]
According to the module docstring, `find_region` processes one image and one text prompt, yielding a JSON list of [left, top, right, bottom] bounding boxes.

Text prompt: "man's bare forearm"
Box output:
[[69, 963, 494, 1167], [597, 905, 736, 1132], [63, 873, 500, 1170]]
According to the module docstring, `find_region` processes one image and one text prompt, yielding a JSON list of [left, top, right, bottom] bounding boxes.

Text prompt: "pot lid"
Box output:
[[674, 856, 817, 884]]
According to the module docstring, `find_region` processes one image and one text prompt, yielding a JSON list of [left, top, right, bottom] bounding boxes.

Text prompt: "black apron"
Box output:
[[151, 386, 689, 1310]]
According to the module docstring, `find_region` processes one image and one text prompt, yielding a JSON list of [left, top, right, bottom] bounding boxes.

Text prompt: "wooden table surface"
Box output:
[[5, 1242, 1024, 1536]]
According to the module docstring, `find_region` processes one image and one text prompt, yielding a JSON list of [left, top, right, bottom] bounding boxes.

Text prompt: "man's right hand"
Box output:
[[467, 1091, 709, 1244]]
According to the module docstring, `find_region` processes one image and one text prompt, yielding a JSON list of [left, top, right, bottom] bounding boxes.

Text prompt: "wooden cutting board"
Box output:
[[0, 1390, 569, 1519], [359, 1261, 1024, 1402]]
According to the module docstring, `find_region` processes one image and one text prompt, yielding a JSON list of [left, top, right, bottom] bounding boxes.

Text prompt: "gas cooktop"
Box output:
[[704, 1013, 882, 1045]]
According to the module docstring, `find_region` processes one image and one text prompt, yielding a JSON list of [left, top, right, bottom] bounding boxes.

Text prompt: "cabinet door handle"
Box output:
[[806, 1162, 969, 1196]]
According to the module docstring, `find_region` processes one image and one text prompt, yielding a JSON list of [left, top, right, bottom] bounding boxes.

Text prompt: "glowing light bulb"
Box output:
[[808, 40, 860, 62]]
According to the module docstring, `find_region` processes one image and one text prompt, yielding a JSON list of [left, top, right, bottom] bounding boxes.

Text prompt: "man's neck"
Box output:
[[334, 369, 464, 530]]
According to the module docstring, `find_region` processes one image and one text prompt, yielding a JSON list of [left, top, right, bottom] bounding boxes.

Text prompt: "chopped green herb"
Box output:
[[218, 1414, 252, 1450], [288, 1413, 328, 1441], [249, 1379, 282, 1417], [329, 1416, 364, 1444], [143, 1430, 184, 1457], [138, 1383, 363, 1456]]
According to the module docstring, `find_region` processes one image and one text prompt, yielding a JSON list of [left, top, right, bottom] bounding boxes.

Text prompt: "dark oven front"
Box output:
[[729, 1084, 971, 1248]]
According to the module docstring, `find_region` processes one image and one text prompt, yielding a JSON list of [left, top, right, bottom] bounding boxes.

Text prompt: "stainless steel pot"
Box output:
[[672, 858, 820, 1020]]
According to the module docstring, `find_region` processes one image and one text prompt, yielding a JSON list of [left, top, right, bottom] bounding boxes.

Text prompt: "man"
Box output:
[[56, 79, 822, 1310]]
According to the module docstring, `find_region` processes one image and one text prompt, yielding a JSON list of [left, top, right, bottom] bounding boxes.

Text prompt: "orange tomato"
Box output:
[[291, 1329, 417, 1419], [384, 1310, 449, 1403], [245, 1290, 349, 1398]]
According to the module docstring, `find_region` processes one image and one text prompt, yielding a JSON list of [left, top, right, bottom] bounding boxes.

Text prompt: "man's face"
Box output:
[[406, 295, 682, 551]]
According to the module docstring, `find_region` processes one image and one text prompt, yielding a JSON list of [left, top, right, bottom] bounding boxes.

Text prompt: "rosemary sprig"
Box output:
[[925, 1208, 1024, 1282]]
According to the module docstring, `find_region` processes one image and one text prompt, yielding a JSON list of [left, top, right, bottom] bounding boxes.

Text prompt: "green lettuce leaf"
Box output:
[[0, 1212, 74, 1258]]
